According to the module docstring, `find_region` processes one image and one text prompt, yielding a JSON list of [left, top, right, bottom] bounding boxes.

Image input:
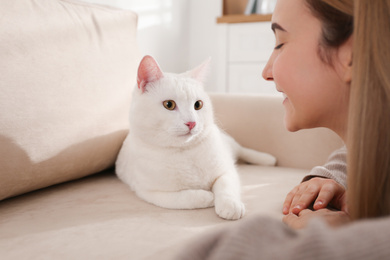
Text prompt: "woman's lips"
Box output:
[[276, 88, 288, 104]]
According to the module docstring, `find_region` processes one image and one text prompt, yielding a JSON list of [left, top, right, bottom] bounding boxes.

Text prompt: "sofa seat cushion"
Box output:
[[0, 165, 307, 259]]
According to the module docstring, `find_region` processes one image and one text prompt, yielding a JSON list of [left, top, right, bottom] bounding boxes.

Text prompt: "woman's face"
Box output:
[[262, 0, 351, 139]]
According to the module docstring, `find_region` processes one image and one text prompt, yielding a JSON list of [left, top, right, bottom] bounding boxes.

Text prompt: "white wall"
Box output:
[[80, 0, 191, 73], [188, 0, 224, 92], [79, 0, 223, 91]]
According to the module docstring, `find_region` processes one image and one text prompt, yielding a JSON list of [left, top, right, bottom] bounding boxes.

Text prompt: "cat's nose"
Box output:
[[185, 122, 196, 130]]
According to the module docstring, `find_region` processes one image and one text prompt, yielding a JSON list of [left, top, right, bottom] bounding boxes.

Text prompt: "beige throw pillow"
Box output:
[[0, 0, 140, 200]]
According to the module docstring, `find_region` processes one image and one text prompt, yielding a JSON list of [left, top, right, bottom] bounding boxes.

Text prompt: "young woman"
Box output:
[[277, 0, 390, 229], [177, 0, 390, 258], [266, 0, 354, 228]]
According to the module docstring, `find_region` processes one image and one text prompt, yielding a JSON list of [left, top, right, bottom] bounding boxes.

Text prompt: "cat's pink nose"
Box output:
[[185, 122, 196, 130]]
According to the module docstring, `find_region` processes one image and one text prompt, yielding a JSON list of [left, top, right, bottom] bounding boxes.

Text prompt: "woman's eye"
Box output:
[[163, 100, 176, 110], [194, 100, 203, 110], [274, 43, 284, 50]]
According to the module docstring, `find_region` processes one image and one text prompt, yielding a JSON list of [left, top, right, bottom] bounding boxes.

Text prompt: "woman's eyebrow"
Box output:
[[271, 23, 287, 33]]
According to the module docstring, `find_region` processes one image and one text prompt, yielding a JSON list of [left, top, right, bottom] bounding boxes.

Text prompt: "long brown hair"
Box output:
[[348, 0, 390, 220], [305, 0, 390, 220]]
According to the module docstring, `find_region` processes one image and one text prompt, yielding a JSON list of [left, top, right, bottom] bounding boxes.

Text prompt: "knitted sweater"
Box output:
[[302, 146, 347, 188], [176, 147, 390, 259], [176, 214, 390, 260]]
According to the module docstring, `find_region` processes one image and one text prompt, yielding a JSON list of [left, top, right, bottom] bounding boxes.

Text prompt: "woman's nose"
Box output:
[[262, 59, 274, 81]]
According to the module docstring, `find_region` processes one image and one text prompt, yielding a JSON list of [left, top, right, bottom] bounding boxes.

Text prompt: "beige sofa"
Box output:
[[0, 0, 343, 259]]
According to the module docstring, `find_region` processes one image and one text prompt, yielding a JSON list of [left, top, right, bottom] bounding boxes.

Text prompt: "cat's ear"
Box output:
[[188, 57, 211, 83], [137, 55, 164, 93]]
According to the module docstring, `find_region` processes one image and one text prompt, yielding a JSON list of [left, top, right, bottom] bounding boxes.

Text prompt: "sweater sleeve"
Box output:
[[302, 146, 348, 188], [176, 214, 390, 260]]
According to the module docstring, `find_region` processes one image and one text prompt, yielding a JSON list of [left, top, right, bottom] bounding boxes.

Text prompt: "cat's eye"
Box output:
[[194, 100, 203, 110], [163, 100, 176, 110]]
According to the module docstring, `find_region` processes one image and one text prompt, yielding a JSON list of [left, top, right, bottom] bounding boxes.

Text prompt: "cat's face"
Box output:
[[130, 56, 213, 148]]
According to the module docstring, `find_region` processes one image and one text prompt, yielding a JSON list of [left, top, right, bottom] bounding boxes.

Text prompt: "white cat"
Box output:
[[116, 55, 276, 220]]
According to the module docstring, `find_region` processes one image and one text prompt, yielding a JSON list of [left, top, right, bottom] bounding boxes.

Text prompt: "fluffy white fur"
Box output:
[[116, 56, 276, 220]]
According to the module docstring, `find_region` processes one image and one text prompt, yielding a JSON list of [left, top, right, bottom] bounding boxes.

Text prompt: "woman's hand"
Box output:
[[282, 177, 347, 215], [283, 208, 351, 229]]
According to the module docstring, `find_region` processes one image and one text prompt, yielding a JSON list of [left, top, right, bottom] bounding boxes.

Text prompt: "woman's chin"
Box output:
[[284, 116, 300, 132]]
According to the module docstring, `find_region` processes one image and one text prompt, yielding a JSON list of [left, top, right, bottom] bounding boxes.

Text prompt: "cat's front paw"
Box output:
[[214, 196, 245, 220]]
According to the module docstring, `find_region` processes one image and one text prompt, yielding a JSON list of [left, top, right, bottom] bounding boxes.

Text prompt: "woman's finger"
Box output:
[[282, 212, 298, 226], [282, 186, 299, 214], [315, 182, 346, 210], [291, 185, 319, 214], [313, 182, 336, 210], [289, 187, 304, 214]]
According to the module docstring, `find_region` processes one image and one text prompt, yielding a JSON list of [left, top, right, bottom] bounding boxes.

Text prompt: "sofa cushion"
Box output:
[[0, 165, 307, 259], [0, 0, 140, 200], [210, 94, 344, 169]]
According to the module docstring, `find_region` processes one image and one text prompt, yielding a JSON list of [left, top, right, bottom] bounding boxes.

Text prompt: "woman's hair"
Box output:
[[304, 0, 353, 65], [348, 0, 390, 220], [305, 0, 390, 220]]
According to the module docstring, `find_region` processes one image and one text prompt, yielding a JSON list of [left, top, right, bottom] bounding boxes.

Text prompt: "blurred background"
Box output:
[[80, 0, 280, 96]]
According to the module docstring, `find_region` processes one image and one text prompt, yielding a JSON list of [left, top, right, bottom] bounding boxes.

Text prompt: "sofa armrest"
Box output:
[[210, 93, 343, 170]]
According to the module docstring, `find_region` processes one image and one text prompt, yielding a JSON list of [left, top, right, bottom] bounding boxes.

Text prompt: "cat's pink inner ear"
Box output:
[[189, 57, 211, 83], [137, 55, 164, 93]]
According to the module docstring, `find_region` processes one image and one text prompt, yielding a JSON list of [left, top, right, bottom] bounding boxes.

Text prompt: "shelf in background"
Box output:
[[217, 14, 272, 24]]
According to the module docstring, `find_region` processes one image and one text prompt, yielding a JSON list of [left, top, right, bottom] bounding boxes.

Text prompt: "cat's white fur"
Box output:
[[116, 56, 276, 220]]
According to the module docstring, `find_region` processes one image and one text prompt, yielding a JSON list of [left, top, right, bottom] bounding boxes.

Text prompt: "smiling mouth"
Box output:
[[276, 88, 288, 103]]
